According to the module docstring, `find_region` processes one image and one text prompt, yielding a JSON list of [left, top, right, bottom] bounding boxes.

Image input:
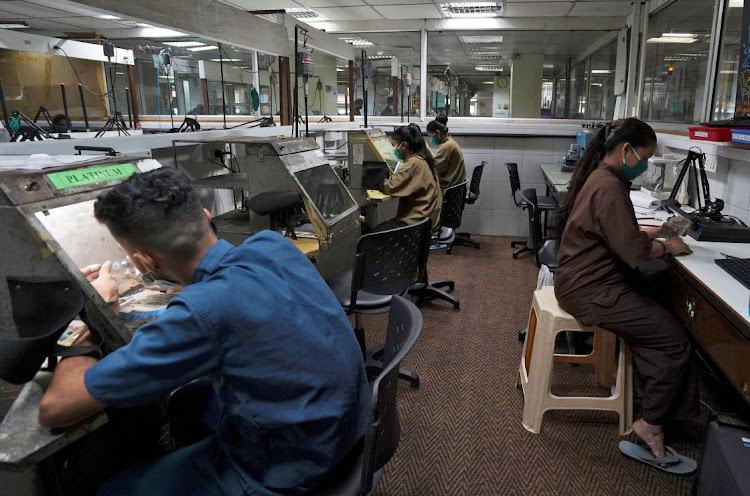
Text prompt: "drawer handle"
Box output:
[[686, 299, 695, 318]]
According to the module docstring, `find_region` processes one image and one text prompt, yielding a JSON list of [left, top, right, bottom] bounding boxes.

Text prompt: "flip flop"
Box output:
[[618, 441, 697, 475]]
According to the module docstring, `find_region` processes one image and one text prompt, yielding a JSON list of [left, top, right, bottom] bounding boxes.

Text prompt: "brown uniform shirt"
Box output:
[[434, 137, 466, 190], [554, 164, 651, 307], [383, 154, 443, 236]]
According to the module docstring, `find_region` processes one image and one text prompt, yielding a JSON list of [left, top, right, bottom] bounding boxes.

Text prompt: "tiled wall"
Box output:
[[449, 135, 571, 237]]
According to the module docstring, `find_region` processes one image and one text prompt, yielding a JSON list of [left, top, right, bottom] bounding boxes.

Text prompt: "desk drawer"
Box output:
[[663, 269, 750, 403]]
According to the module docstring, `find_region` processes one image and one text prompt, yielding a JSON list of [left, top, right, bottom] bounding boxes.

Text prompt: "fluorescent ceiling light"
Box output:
[[96, 14, 121, 20], [591, 83, 603, 87], [137, 23, 153, 27], [339, 37, 373, 47], [337, 68, 345, 72], [729, 0, 743, 7], [470, 97, 478, 102], [482, 81, 494, 84], [664, 33, 696, 38], [211, 58, 242, 62], [368, 55, 392, 60], [475, 65, 503, 72], [543, 63, 554, 69], [139, 27, 188, 38], [591, 69, 612, 74], [720, 70, 737, 74], [0, 21, 29, 29], [164, 41, 206, 48], [647, 36, 697, 44], [286, 8, 326, 20], [459, 35, 503, 44], [188, 45, 219, 52], [440, 2, 503, 18], [466, 51, 501, 59]]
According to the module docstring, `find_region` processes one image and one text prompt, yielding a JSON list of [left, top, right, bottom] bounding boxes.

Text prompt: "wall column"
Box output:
[[510, 54, 544, 118]]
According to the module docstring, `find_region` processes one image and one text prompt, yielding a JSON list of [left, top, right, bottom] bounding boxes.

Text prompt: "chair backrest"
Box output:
[[505, 163, 522, 207], [361, 295, 422, 495], [351, 218, 432, 308], [440, 180, 468, 230], [466, 162, 485, 203], [519, 188, 545, 256]]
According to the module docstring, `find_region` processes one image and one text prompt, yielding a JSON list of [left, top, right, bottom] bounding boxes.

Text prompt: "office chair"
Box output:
[[506, 163, 557, 259], [310, 296, 422, 496], [435, 180, 468, 254], [409, 202, 461, 310], [453, 162, 485, 250], [518, 188, 559, 269], [326, 218, 431, 389]]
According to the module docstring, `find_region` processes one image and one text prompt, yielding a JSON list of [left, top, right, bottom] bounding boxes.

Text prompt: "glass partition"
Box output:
[[568, 61, 589, 119], [588, 41, 617, 120], [713, 0, 743, 121], [0, 48, 108, 127], [641, 0, 714, 123]]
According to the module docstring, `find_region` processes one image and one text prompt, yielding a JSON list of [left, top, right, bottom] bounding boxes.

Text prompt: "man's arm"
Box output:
[[39, 355, 106, 428]]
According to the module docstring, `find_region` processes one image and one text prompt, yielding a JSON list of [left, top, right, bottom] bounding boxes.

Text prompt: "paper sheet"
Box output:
[[0, 154, 103, 170], [629, 190, 661, 210]]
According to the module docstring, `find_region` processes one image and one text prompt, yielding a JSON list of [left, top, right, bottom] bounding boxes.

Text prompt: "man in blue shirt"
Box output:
[[38, 167, 369, 495]]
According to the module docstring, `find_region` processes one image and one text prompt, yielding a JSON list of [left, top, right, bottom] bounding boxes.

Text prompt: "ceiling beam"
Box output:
[[57, 0, 289, 56], [309, 16, 628, 33]]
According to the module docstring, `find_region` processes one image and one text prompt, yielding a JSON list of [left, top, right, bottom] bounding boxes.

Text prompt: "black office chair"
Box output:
[[409, 190, 466, 310], [506, 163, 557, 259], [326, 218, 431, 389], [310, 296, 422, 496], [453, 162, 485, 250], [519, 188, 558, 269], [435, 180, 468, 255]]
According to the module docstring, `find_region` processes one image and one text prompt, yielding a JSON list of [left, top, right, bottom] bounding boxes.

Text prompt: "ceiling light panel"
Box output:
[[441, 2, 503, 18], [164, 41, 207, 48], [459, 35, 504, 44], [475, 65, 503, 72], [0, 21, 29, 29], [339, 37, 374, 46], [188, 46, 219, 52], [286, 8, 326, 19]]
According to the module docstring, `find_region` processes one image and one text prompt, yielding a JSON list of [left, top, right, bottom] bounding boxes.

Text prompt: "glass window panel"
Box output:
[[568, 61, 589, 119], [0, 48, 109, 126], [713, 0, 743, 121], [554, 75, 567, 118], [588, 41, 618, 120], [641, 0, 714, 123]]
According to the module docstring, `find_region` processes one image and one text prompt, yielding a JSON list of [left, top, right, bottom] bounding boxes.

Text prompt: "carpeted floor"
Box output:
[[359, 235, 702, 496]]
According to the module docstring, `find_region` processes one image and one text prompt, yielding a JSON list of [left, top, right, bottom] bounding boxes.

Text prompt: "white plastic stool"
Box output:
[[517, 286, 633, 435]]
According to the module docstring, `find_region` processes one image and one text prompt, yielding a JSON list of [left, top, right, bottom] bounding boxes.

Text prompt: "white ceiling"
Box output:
[[222, 0, 635, 22], [0, 0, 136, 32]]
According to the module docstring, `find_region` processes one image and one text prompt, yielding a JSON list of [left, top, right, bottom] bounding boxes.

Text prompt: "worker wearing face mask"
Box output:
[[426, 115, 465, 191], [376, 123, 442, 237], [554, 117, 698, 474]]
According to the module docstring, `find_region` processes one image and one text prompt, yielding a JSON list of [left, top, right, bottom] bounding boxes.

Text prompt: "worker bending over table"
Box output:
[[554, 118, 697, 473], [38, 167, 369, 495], [427, 116, 466, 191], [376, 123, 442, 236]]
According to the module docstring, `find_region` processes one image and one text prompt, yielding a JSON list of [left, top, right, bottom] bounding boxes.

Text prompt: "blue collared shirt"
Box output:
[[85, 231, 369, 495]]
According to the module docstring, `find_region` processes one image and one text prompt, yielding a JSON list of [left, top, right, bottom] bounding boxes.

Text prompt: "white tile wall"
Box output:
[[457, 135, 571, 236]]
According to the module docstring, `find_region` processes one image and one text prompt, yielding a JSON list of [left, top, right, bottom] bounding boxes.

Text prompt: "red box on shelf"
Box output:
[[688, 126, 734, 142]]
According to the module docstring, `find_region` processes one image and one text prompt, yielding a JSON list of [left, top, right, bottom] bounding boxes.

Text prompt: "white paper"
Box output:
[[0, 154, 102, 170], [630, 190, 660, 210]]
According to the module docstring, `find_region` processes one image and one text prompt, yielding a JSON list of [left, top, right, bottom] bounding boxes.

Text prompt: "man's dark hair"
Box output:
[[94, 167, 210, 259]]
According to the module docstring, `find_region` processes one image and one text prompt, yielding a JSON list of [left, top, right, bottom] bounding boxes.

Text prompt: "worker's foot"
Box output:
[[633, 418, 666, 460]]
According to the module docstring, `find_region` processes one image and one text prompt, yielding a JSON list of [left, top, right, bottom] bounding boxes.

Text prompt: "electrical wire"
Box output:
[[57, 46, 110, 98]]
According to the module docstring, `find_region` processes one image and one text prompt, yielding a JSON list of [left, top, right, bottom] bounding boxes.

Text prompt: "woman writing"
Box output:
[[377, 123, 442, 236], [427, 116, 466, 190], [554, 118, 697, 472]]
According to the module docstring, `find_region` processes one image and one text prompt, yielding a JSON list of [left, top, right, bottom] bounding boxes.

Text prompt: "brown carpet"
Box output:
[[359, 235, 701, 496]]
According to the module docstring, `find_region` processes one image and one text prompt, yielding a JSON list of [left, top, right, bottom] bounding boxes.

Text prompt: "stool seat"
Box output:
[[437, 226, 455, 244], [517, 286, 633, 436]]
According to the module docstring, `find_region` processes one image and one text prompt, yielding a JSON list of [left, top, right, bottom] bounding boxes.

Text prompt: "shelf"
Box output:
[[192, 173, 248, 190]]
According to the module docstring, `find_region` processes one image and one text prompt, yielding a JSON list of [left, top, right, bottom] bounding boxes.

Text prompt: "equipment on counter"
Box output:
[[715, 258, 750, 290], [9, 110, 53, 142], [171, 136, 360, 277], [562, 144, 578, 170], [168, 113, 201, 133], [293, 25, 314, 138], [662, 148, 750, 243]]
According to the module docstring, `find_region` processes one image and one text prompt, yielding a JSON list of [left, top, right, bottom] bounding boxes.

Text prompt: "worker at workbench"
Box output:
[[38, 167, 369, 495], [377, 123, 442, 236], [554, 118, 697, 473], [427, 116, 465, 191]]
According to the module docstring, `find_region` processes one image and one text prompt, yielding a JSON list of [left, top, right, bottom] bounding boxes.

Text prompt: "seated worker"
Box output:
[[380, 101, 393, 116], [353, 98, 363, 116], [426, 116, 465, 190], [38, 167, 369, 495], [554, 117, 697, 471], [52, 113, 69, 133], [377, 123, 442, 236]]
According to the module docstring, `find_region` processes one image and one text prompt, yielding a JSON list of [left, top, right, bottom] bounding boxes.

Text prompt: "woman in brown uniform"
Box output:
[[554, 118, 697, 468], [427, 116, 466, 190], [377, 123, 442, 236]]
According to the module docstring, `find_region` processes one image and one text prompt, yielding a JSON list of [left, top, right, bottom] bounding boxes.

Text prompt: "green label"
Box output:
[[46, 163, 136, 190]]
